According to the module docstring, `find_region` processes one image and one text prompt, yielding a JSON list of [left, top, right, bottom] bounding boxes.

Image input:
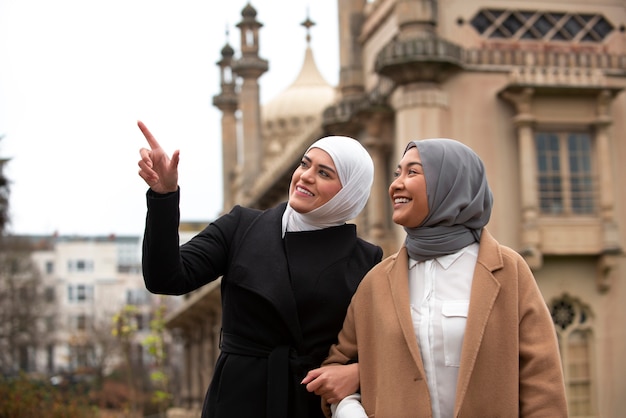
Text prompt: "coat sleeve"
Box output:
[[515, 253, 569, 417], [320, 294, 361, 417], [324, 298, 360, 366], [142, 188, 243, 295]]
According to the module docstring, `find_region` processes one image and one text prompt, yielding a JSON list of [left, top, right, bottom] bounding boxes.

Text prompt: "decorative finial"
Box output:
[[301, 7, 315, 45]]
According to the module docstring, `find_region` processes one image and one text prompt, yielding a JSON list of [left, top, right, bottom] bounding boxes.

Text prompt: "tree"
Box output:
[[0, 134, 10, 235], [0, 142, 56, 376], [142, 298, 172, 415], [0, 236, 53, 376], [112, 304, 142, 414]]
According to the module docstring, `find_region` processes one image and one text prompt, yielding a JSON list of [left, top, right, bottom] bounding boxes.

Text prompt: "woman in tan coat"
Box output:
[[303, 138, 568, 417]]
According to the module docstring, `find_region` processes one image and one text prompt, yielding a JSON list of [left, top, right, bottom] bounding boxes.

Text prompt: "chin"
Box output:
[[289, 203, 308, 214]]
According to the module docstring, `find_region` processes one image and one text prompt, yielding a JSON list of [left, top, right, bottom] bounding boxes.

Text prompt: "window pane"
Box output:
[[568, 133, 594, 214], [536, 131, 596, 216], [568, 330, 593, 415], [77, 284, 86, 301], [536, 133, 563, 214]]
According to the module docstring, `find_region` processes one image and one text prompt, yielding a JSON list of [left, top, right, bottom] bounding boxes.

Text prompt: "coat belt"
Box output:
[[220, 331, 315, 418]]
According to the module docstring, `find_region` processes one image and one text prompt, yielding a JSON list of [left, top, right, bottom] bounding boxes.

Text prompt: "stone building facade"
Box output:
[[165, 1, 626, 417]]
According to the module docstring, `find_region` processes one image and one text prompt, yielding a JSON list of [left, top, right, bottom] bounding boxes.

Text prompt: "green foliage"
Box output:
[[0, 374, 96, 418], [141, 299, 172, 411], [111, 305, 139, 339]]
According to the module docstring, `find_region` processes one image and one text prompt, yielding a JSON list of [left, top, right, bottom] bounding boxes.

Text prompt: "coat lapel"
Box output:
[[229, 204, 303, 344], [454, 230, 503, 414], [387, 248, 427, 381]]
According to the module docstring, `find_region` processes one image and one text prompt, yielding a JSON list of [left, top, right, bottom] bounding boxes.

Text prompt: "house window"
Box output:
[[67, 259, 94, 272], [550, 295, 595, 417], [68, 284, 94, 302], [76, 284, 88, 301], [535, 132, 596, 216]]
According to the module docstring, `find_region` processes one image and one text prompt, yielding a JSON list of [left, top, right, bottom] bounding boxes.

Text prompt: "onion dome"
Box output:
[[262, 39, 335, 123], [220, 42, 234, 58], [241, 3, 257, 19]]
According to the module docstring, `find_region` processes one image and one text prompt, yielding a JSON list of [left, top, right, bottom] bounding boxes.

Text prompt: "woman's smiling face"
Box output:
[[288, 147, 343, 214], [389, 146, 429, 228]]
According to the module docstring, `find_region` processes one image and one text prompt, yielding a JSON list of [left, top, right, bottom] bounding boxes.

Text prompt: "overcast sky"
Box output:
[[0, 0, 339, 237]]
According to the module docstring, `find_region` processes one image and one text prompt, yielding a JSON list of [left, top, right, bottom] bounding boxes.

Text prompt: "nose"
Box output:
[[390, 175, 403, 190], [300, 166, 315, 183]]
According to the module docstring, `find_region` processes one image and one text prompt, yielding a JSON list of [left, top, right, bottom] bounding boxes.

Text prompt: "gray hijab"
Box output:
[[403, 138, 493, 261]]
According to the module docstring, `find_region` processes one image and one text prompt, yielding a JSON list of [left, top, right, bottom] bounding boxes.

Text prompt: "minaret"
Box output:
[[337, 0, 366, 99], [231, 3, 268, 198], [212, 29, 238, 212]]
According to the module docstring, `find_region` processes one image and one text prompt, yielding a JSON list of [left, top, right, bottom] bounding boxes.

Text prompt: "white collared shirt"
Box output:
[[408, 243, 478, 418]]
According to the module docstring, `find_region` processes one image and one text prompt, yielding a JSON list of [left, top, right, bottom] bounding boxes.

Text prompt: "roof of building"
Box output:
[[262, 45, 336, 122]]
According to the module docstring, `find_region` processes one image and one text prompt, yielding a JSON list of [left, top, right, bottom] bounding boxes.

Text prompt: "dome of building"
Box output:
[[241, 3, 257, 19], [220, 42, 235, 58], [262, 46, 336, 123]]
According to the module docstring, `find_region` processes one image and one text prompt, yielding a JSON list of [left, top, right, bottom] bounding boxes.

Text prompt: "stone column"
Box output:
[[337, 0, 366, 98], [180, 328, 192, 408], [502, 88, 542, 269], [594, 90, 617, 230], [361, 112, 393, 251], [390, 82, 449, 249], [594, 89, 620, 292]]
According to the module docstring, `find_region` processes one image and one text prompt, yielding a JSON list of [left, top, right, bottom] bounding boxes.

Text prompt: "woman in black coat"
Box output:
[[137, 121, 383, 418]]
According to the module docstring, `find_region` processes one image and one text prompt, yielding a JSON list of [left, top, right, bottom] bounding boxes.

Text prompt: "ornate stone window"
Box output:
[[500, 87, 622, 281], [471, 9, 614, 42], [550, 295, 596, 417]]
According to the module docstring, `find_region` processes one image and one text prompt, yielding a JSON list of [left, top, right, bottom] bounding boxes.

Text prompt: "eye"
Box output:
[[318, 169, 331, 178], [300, 159, 309, 169], [393, 170, 401, 178], [408, 169, 419, 175]]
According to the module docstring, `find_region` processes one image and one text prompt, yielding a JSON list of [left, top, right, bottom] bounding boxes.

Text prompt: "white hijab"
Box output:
[[281, 136, 374, 236]]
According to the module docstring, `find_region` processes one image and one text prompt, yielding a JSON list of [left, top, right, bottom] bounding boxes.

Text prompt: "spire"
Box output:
[[220, 25, 234, 59], [301, 9, 315, 46]]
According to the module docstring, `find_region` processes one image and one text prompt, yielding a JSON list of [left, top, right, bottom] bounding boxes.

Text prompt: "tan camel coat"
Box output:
[[323, 230, 568, 417]]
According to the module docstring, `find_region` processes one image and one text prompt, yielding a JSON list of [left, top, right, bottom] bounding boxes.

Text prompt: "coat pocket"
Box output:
[[441, 301, 469, 367]]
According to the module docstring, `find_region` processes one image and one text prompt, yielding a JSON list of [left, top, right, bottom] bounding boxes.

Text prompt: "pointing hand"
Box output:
[[137, 120, 180, 194]]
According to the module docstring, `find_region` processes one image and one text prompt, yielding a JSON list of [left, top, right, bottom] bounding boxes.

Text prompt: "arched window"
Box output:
[[549, 295, 596, 417]]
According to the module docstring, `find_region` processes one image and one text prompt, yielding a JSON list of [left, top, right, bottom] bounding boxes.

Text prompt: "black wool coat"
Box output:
[[142, 190, 383, 418]]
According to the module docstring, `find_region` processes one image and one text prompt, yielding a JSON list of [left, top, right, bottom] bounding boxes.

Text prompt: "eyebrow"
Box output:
[[303, 155, 337, 175], [396, 161, 423, 169]]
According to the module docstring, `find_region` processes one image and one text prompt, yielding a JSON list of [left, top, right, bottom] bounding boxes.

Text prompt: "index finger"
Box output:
[[137, 120, 161, 150], [301, 368, 322, 385]]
